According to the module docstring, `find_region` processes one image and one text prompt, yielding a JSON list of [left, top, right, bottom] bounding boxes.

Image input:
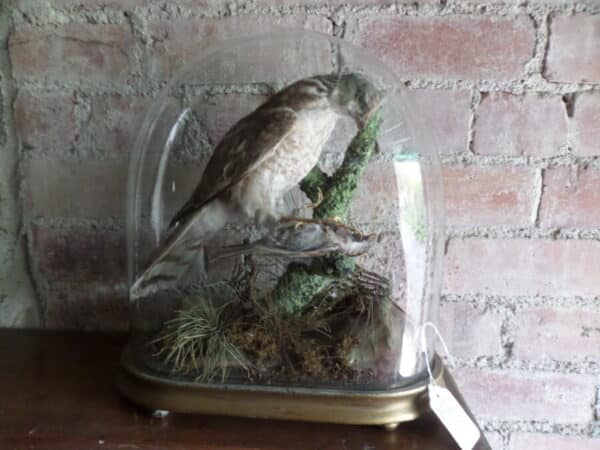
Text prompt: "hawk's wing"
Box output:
[[170, 106, 297, 227]]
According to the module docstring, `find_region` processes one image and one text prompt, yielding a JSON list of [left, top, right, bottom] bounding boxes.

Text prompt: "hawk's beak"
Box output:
[[356, 87, 387, 129], [355, 106, 379, 129]]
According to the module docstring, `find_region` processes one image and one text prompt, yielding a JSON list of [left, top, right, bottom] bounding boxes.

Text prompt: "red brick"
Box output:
[[454, 368, 596, 422], [146, 16, 333, 82], [14, 92, 77, 153], [350, 16, 535, 80], [514, 306, 600, 362], [510, 433, 600, 450], [9, 24, 136, 85], [545, 14, 600, 84], [402, 89, 471, 155], [193, 93, 269, 145], [443, 167, 537, 227], [89, 95, 152, 157], [29, 223, 126, 283], [157, 165, 209, 222], [252, 0, 412, 4], [539, 167, 600, 228], [444, 238, 600, 296], [22, 159, 129, 219], [439, 302, 503, 358], [474, 93, 567, 156], [10, 0, 214, 7], [571, 91, 600, 156], [348, 162, 400, 228], [22, 158, 205, 222], [23, 0, 394, 9], [44, 282, 128, 331], [21, 0, 390, 6]]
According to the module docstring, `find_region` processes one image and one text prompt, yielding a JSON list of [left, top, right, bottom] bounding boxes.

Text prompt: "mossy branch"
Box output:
[[311, 114, 381, 221], [275, 113, 381, 313], [300, 167, 329, 205]]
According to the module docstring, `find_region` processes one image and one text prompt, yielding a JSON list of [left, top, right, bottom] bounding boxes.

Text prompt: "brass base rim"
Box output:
[[117, 344, 444, 426]]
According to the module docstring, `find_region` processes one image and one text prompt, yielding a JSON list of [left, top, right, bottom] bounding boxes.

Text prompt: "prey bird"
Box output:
[[132, 73, 383, 297], [212, 218, 380, 262]]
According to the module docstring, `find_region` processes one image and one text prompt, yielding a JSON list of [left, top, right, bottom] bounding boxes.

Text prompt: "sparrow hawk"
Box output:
[[132, 72, 383, 296]]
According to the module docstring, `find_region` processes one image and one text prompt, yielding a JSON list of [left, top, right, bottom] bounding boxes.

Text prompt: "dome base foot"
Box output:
[[383, 422, 400, 431]]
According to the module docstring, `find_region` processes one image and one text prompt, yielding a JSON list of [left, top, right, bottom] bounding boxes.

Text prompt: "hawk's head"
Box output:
[[332, 72, 384, 128]]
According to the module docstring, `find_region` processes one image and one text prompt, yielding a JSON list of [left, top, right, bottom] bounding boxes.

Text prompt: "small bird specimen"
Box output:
[[212, 217, 380, 262], [132, 73, 383, 297]]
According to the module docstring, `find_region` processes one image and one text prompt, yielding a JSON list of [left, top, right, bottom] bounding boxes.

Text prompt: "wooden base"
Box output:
[[117, 345, 444, 427]]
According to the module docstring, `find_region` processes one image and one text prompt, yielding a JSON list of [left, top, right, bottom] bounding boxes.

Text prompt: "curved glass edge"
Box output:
[[385, 89, 445, 375]]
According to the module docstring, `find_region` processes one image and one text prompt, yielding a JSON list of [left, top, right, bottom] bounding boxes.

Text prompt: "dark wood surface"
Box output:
[[0, 329, 490, 450]]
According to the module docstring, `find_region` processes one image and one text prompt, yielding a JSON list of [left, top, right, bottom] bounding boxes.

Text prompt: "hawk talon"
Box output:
[[324, 216, 344, 225]]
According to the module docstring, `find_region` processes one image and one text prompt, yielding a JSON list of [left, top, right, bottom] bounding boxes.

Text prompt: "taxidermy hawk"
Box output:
[[132, 72, 382, 297]]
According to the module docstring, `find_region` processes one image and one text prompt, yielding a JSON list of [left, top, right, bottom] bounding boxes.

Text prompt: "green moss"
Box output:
[[300, 167, 329, 205], [273, 265, 331, 314], [314, 114, 381, 221]]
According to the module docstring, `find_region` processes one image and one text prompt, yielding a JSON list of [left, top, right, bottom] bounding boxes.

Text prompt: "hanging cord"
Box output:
[[421, 321, 451, 384], [421, 321, 481, 450]]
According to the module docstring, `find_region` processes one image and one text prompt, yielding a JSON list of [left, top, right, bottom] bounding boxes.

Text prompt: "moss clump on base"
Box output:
[[270, 265, 331, 314], [150, 298, 250, 382], [150, 270, 393, 385]]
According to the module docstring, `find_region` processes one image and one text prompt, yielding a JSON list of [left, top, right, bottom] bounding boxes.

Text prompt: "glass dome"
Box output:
[[120, 29, 444, 425]]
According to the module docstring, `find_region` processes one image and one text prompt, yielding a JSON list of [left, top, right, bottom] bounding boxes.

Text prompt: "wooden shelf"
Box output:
[[0, 329, 490, 450]]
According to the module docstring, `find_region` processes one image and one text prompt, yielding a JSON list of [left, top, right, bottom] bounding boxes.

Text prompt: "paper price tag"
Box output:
[[429, 384, 480, 450]]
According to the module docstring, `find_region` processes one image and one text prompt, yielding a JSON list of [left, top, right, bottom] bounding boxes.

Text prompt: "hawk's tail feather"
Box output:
[[130, 198, 230, 299]]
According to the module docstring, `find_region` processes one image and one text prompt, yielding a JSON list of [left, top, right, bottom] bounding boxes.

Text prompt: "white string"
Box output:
[[421, 321, 451, 384], [378, 121, 405, 136]]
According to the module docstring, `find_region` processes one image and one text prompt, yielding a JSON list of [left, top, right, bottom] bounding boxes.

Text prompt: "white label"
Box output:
[[429, 384, 481, 450]]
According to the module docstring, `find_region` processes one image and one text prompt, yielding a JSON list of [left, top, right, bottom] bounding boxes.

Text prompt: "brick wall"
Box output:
[[0, 0, 599, 448]]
